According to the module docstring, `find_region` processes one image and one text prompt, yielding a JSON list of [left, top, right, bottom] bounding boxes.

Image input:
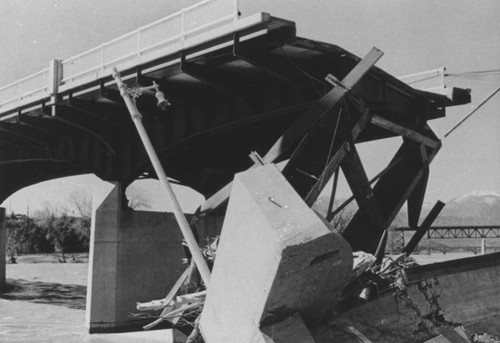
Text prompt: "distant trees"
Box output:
[[6, 214, 90, 260], [6, 191, 91, 261], [6, 215, 53, 257], [6, 215, 37, 263], [39, 215, 90, 258], [5, 183, 155, 261]]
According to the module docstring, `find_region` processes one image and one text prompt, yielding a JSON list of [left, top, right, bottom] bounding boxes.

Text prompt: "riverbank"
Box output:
[[0, 252, 483, 342], [1, 261, 176, 342]]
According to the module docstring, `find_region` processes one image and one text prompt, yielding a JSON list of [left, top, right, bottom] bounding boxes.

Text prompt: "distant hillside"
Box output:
[[313, 191, 500, 252], [435, 190, 500, 225], [315, 190, 500, 228]]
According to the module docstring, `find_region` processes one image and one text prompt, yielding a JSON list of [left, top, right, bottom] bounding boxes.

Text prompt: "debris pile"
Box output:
[[471, 333, 500, 343], [129, 166, 447, 342]]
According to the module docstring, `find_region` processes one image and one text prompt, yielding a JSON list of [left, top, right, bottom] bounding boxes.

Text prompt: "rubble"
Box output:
[[471, 333, 500, 343], [131, 167, 499, 343], [351, 251, 376, 280]]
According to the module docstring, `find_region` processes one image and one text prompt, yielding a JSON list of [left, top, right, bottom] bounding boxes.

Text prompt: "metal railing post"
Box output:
[[234, 0, 239, 20], [48, 59, 62, 96], [181, 8, 186, 40], [100, 44, 105, 73], [137, 29, 142, 57]]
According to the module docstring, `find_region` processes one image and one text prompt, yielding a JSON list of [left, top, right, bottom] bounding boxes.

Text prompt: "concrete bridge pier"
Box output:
[[85, 182, 186, 333], [0, 207, 5, 292]]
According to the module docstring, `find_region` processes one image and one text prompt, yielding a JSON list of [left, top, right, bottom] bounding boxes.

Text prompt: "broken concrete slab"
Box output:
[[318, 252, 500, 342], [261, 313, 315, 343], [200, 164, 352, 342]]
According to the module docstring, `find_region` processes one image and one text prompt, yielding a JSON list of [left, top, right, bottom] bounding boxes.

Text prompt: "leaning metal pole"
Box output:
[[112, 67, 211, 285]]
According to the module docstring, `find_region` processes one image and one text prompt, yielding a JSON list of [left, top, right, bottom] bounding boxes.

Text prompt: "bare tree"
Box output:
[[6, 225, 19, 263], [33, 200, 69, 218], [69, 188, 92, 218]]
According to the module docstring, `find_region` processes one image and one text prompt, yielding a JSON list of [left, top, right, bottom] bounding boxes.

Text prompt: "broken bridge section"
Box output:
[[0, 6, 474, 334]]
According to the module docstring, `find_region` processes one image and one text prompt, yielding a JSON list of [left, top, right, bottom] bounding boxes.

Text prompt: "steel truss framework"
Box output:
[[427, 226, 500, 239], [394, 226, 500, 239]]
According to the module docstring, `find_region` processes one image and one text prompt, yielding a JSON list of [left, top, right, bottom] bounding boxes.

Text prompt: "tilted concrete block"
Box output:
[[200, 164, 352, 342], [261, 313, 316, 343]]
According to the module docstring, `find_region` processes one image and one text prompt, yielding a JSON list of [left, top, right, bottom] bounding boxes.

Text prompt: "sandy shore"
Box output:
[[1, 263, 88, 342], [1, 262, 177, 342]]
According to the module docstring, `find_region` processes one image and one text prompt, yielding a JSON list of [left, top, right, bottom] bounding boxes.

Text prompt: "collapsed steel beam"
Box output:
[[403, 200, 445, 255], [407, 145, 430, 229], [200, 47, 384, 213], [370, 115, 439, 148], [341, 145, 385, 232], [326, 153, 406, 221], [304, 107, 373, 206], [342, 135, 442, 253]]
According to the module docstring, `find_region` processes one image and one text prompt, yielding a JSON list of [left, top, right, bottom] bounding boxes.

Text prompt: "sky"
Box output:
[[0, 0, 499, 214]]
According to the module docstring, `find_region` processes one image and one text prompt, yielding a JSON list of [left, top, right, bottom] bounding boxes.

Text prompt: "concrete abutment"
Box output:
[[0, 208, 5, 292]]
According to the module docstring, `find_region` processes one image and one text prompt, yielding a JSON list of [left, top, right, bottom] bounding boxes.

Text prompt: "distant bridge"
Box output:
[[394, 225, 500, 239], [391, 226, 500, 253], [427, 225, 500, 239]]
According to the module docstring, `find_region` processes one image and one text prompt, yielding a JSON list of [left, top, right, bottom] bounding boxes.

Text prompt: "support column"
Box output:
[[342, 137, 440, 253], [0, 207, 5, 292], [481, 238, 486, 255], [86, 183, 186, 333]]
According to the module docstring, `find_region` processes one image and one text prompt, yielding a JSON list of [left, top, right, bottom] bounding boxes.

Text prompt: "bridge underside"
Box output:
[[0, 15, 470, 252]]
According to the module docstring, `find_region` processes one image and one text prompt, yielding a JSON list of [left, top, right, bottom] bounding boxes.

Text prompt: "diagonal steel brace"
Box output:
[[200, 47, 384, 214]]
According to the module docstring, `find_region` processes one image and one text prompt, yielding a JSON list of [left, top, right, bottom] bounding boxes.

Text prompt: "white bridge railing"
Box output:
[[398, 67, 446, 92], [0, 0, 238, 116], [61, 0, 238, 85], [0, 68, 51, 113]]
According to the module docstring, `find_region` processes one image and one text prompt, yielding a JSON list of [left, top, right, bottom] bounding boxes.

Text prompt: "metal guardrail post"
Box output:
[[234, 0, 239, 20], [48, 59, 62, 96], [100, 45, 105, 73], [137, 29, 142, 57], [181, 8, 186, 40]]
